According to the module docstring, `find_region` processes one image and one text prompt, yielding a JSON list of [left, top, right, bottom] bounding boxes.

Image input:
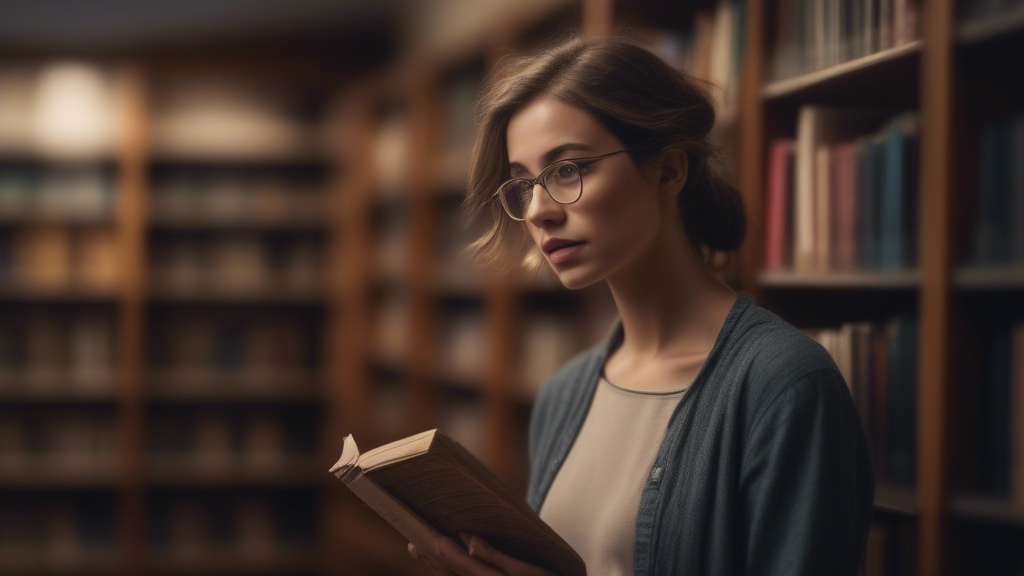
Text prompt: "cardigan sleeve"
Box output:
[[739, 367, 875, 576]]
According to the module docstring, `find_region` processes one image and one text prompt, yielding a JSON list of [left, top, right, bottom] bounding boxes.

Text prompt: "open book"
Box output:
[[329, 429, 586, 576]]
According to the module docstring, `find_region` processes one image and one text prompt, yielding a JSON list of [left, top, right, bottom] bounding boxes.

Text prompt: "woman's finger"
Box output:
[[460, 533, 556, 575], [436, 535, 504, 576]]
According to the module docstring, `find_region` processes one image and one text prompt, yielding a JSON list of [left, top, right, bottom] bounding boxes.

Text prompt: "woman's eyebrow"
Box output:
[[508, 142, 594, 174]]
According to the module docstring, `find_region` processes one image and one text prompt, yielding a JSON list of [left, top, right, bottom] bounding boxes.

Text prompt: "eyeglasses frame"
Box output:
[[494, 138, 656, 221]]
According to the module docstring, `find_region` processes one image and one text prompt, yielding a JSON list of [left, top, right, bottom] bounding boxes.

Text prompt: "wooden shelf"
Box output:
[[874, 484, 917, 516], [956, 4, 1024, 44], [148, 287, 323, 305], [0, 553, 119, 576], [147, 369, 319, 403], [149, 149, 331, 166], [949, 494, 1024, 526], [145, 548, 319, 575], [149, 213, 325, 230], [763, 41, 921, 105], [757, 269, 921, 289], [0, 467, 119, 488], [146, 387, 319, 404], [952, 264, 1024, 290], [0, 389, 117, 404], [0, 286, 119, 302], [431, 363, 488, 394], [0, 212, 115, 226], [145, 462, 321, 487]]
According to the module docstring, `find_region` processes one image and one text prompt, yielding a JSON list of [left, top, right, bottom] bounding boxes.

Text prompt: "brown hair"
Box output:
[[460, 30, 746, 278]]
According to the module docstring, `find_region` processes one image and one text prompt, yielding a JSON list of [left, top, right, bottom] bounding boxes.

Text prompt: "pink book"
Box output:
[[765, 139, 795, 270]]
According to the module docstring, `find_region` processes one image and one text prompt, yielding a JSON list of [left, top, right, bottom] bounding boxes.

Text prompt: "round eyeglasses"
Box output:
[[495, 140, 653, 221]]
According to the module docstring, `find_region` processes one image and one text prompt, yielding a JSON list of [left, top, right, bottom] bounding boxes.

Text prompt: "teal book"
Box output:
[[880, 120, 905, 268], [979, 319, 1012, 495], [1011, 113, 1024, 262], [901, 125, 919, 267], [886, 315, 917, 486], [877, 114, 919, 269], [974, 117, 1013, 264], [857, 137, 879, 269]]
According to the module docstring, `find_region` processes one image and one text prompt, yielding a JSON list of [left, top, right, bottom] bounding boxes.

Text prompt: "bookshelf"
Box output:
[[0, 44, 357, 573]]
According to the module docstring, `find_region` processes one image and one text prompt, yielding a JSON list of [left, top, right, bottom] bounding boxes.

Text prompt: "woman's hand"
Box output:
[[407, 533, 560, 576]]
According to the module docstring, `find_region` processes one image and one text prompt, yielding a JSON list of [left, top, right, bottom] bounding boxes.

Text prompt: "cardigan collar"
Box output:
[[594, 289, 755, 372]]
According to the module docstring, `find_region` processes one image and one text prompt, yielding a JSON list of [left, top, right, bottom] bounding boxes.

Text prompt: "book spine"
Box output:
[[1012, 113, 1024, 262]]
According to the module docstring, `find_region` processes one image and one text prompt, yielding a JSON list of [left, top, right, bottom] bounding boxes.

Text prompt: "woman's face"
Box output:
[[506, 96, 664, 289]]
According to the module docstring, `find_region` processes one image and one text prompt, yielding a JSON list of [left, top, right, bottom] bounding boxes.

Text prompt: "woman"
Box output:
[[409, 32, 875, 576]]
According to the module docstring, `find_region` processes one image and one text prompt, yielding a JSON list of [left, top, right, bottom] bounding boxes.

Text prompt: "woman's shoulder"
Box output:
[[729, 302, 839, 377], [723, 300, 848, 417]]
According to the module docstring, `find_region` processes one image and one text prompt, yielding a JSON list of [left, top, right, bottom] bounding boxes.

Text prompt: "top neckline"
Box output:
[[599, 364, 690, 396], [596, 290, 753, 396]]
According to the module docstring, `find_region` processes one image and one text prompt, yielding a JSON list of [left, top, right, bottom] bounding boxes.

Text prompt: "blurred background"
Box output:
[[0, 0, 1021, 574]]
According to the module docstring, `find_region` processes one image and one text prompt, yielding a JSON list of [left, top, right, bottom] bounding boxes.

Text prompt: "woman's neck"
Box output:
[[604, 217, 737, 366]]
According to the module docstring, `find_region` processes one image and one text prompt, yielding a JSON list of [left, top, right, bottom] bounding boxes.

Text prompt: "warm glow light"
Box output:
[[31, 62, 116, 159]]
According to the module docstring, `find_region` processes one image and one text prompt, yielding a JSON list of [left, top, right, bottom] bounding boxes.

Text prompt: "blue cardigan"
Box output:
[[526, 291, 875, 575]]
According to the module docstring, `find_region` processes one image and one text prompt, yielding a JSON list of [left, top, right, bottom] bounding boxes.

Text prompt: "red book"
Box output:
[[832, 142, 861, 271], [765, 139, 795, 270]]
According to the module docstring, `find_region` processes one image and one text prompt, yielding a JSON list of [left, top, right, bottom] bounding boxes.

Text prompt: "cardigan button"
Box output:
[[649, 466, 663, 484]]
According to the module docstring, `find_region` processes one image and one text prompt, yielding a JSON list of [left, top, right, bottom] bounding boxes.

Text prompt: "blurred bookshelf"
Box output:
[[1, 0, 1021, 575]]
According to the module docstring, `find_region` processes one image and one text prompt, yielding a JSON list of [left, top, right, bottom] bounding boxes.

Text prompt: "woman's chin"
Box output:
[[553, 266, 601, 290]]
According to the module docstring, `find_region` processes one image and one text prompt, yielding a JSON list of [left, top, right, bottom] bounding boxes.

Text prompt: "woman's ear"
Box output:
[[656, 148, 688, 200]]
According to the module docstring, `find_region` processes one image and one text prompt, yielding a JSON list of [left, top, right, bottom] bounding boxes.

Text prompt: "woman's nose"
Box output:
[[525, 182, 565, 226]]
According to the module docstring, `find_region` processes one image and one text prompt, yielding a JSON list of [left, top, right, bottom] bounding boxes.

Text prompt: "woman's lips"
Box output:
[[548, 241, 585, 264]]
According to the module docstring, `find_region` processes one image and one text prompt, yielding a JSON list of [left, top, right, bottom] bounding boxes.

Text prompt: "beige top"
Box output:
[[538, 367, 690, 576]]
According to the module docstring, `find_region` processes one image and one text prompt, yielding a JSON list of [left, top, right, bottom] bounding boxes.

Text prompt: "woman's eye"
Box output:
[[557, 165, 579, 178]]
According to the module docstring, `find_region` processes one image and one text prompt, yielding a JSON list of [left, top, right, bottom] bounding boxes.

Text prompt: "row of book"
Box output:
[[971, 112, 1024, 266], [771, 0, 920, 82], [366, 371, 488, 458], [0, 226, 119, 290], [805, 314, 918, 486], [373, 201, 409, 280], [0, 411, 115, 473], [961, 0, 1024, 21], [0, 499, 114, 565], [151, 313, 317, 377], [150, 494, 315, 559], [376, 293, 603, 400], [148, 411, 314, 475], [151, 167, 325, 222], [765, 108, 918, 273], [0, 165, 116, 219], [976, 318, 1024, 500], [150, 74, 331, 161], [436, 74, 480, 189], [150, 235, 321, 293], [646, 0, 745, 117], [0, 311, 114, 392]]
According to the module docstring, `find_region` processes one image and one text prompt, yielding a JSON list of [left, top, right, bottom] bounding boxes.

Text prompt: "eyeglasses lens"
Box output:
[[499, 162, 582, 220]]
